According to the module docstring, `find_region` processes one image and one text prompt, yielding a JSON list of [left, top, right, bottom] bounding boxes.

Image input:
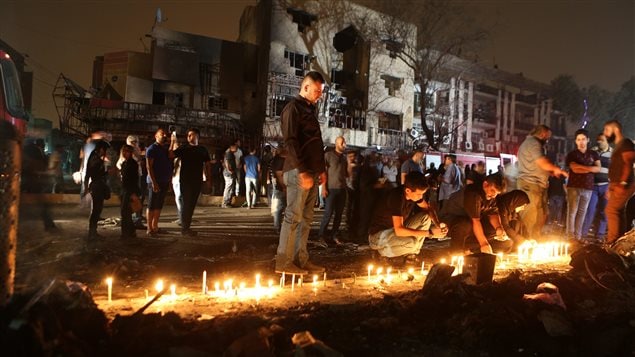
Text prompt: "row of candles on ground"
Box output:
[[104, 277, 178, 303], [103, 271, 327, 303], [517, 240, 570, 263], [103, 241, 570, 302]]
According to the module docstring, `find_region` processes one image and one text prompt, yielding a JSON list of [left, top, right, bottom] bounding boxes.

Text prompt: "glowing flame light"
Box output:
[[517, 240, 570, 264]]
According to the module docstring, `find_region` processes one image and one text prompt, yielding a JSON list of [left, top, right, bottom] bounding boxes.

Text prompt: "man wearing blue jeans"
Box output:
[[275, 72, 326, 275], [581, 134, 612, 240], [566, 129, 600, 241], [243, 147, 260, 209]]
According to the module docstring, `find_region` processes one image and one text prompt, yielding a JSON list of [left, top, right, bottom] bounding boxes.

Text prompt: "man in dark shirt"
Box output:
[[400, 149, 424, 185], [604, 120, 635, 244], [85, 140, 110, 239], [369, 172, 446, 259], [318, 136, 348, 245], [275, 71, 326, 275], [171, 128, 211, 237], [120, 144, 141, 239], [565, 129, 600, 241], [581, 133, 612, 240], [439, 173, 509, 254], [222, 143, 238, 208], [146, 128, 174, 236]]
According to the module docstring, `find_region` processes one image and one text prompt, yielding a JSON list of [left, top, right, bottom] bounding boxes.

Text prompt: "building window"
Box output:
[[284, 50, 310, 77], [327, 107, 365, 130], [380, 74, 403, 96], [378, 112, 402, 132], [208, 96, 228, 110]]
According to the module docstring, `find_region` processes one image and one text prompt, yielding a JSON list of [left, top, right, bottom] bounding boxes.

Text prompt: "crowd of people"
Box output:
[[20, 71, 635, 274]]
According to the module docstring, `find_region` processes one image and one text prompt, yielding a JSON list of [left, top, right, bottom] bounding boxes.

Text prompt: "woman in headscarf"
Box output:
[[496, 189, 530, 248]]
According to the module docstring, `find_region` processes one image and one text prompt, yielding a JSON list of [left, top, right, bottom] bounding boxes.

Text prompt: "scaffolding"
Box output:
[[52, 73, 249, 147]]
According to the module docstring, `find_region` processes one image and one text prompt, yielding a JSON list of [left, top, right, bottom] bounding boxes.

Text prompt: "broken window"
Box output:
[[286, 7, 317, 33], [284, 50, 309, 77], [380, 74, 403, 96], [378, 112, 403, 132]]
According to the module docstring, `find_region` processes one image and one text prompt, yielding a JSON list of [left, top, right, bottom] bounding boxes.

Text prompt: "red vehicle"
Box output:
[[0, 50, 28, 136]]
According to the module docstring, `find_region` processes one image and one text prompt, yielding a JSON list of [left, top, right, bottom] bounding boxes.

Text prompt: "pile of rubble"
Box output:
[[1, 246, 634, 355]]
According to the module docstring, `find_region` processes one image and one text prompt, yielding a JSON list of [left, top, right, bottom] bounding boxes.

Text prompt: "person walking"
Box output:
[[171, 128, 211, 236], [275, 71, 326, 275], [604, 120, 635, 245], [243, 147, 261, 209], [222, 143, 238, 208]]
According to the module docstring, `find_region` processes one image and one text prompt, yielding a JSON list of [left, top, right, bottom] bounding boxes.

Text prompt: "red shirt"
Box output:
[[566, 149, 599, 190]]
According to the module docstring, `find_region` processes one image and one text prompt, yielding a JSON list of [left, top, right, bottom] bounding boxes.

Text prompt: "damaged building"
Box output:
[[54, 25, 266, 148], [242, 0, 568, 158]]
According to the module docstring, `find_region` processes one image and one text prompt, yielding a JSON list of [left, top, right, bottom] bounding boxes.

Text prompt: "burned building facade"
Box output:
[[55, 26, 265, 148], [241, 0, 416, 149]]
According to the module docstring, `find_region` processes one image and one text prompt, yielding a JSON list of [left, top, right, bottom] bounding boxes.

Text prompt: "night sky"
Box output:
[[0, 0, 633, 123]]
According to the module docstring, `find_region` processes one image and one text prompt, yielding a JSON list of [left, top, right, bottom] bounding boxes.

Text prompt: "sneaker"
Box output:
[[275, 263, 308, 275], [301, 261, 325, 273]]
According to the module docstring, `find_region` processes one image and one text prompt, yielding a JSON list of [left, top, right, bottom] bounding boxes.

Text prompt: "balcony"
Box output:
[[368, 127, 409, 149]]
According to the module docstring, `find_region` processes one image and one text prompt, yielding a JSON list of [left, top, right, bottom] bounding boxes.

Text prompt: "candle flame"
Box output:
[[155, 279, 164, 293]]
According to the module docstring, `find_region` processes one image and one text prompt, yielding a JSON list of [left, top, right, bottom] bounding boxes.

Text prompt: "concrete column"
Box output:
[[533, 106, 539, 125], [467, 82, 474, 150], [457, 80, 465, 148], [510, 92, 516, 142], [495, 89, 502, 141], [449, 77, 456, 149], [502, 90, 509, 141]]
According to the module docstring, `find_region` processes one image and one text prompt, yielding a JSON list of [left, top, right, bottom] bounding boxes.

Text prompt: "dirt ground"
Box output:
[[7, 197, 635, 356]]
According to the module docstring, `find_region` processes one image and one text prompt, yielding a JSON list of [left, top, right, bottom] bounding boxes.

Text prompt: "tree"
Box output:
[[550, 74, 583, 125], [610, 77, 635, 137], [358, 0, 488, 150]]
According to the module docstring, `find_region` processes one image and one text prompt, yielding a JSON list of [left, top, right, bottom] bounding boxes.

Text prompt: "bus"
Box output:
[[0, 50, 28, 136]]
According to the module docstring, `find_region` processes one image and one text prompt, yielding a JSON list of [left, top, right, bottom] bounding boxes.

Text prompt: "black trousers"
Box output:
[[181, 181, 202, 231], [447, 216, 513, 253], [89, 193, 105, 236], [120, 190, 135, 237]]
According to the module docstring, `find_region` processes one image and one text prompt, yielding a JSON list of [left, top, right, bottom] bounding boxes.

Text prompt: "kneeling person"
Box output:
[[368, 172, 446, 259], [439, 173, 510, 254]]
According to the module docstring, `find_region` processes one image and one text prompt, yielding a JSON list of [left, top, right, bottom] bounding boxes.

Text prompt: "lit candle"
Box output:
[[440, 258, 446, 264], [312, 274, 318, 286], [376, 267, 383, 281], [144, 289, 149, 300], [239, 282, 246, 297], [565, 243, 569, 257], [155, 279, 164, 293], [291, 274, 295, 292], [106, 277, 113, 303], [323, 272, 327, 287], [202, 270, 207, 294], [255, 274, 261, 288], [368, 264, 374, 280], [420, 260, 425, 275], [386, 267, 392, 283], [214, 281, 220, 295], [170, 284, 176, 300], [298, 277, 303, 287]]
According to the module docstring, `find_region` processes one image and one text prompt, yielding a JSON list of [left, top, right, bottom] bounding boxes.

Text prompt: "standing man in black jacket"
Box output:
[[275, 72, 326, 275], [120, 144, 141, 239]]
